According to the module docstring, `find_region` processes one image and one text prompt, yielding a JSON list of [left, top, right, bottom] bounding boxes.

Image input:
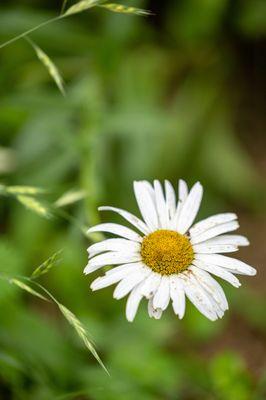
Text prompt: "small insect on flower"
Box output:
[[84, 180, 257, 322]]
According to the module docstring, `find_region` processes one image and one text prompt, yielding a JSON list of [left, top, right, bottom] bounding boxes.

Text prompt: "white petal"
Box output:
[[193, 259, 241, 287], [169, 179, 188, 229], [188, 271, 226, 318], [148, 298, 162, 319], [84, 253, 142, 274], [195, 254, 257, 276], [140, 272, 161, 299], [154, 180, 169, 228], [98, 206, 150, 235], [105, 263, 138, 275], [87, 223, 143, 242], [189, 213, 237, 238], [153, 276, 170, 310], [88, 238, 141, 258], [133, 181, 159, 231], [165, 180, 176, 220], [169, 275, 186, 319], [202, 234, 249, 247], [178, 179, 188, 202], [90, 264, 134, 290], [193, 243, 238, 254], [141, 180, 156, 201], [189, 266, 228, 311], [113, 267, 150, 299], [176, 182, 203, 234], [190, 221, 239, 245], [126, 284, 143, 322], [180, 272, 218, 321]]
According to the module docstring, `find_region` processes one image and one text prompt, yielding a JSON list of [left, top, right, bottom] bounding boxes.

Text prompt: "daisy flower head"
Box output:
[[84, 180, 256, 322]]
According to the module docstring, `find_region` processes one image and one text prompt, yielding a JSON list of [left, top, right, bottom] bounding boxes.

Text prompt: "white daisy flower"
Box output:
[[84, 180, 256, 322]]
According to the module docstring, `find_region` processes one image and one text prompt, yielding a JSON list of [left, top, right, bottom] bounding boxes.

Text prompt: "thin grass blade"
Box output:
[[6, 185, 46, 195], [16, 195, 51, 219], [99, 3, 153, 16], [54, 190, 87, 208], [31, 250, 63, 279], [60, 0, 69, 14], [64, 0, 105, 16], [10, 279, 48, 301], [26, 37, 65, 96], [58, 303, 109, 374]]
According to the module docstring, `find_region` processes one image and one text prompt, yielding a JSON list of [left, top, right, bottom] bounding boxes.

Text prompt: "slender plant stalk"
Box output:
[[0, 15, 64, 50], [60, 0, 69, 15], [0, 273, 109, 375]]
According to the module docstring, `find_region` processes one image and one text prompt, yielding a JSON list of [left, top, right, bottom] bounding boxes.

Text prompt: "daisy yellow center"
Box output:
[[141, 229, 194, 275]]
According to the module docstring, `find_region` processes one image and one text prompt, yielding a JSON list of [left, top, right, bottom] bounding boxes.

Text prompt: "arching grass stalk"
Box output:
[[0, 272, 109, 375], [0, 15, 64, 50], [0, 0, 152, 50], [0, 1, 104, 50]]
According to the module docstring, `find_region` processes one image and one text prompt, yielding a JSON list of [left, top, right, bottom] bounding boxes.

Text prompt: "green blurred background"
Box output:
[[0, 0, 266, 399]]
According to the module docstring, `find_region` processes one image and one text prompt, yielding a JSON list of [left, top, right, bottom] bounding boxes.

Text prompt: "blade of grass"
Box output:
[[54, 189, 86, 208], [9, 279, 48, 301], [60, 0, 69, 15], [0, 0, 149, 51], [5, 185, 46, 195], [31, 250, 63, 279], [25, 36, 66, 96], [2, 274, 109, 375], [99, 3, 153, 15], [30, 280, 109, 375], [16, 195, 51, 219], [64, 0, 106, 16], [0, 15, 64, 50], [57, 303, 109, 375]]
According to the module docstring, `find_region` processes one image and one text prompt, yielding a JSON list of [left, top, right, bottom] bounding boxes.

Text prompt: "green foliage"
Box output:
[[0, 0, 265, 398], [210, 352, 253, 400]]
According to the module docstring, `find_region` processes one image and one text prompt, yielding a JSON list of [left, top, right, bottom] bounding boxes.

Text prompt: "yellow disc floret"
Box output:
[[141, 229, 194, 275]]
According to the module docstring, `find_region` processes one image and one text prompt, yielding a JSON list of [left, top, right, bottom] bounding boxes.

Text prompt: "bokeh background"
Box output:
[[0, 1, 266, 399]]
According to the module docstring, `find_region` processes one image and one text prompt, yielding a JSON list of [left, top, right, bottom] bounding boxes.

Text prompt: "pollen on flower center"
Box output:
[[141, 229, 194, 275]]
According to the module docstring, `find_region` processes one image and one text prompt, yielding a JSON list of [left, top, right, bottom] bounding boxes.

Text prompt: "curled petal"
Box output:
[[148, 297, 162, 319]]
